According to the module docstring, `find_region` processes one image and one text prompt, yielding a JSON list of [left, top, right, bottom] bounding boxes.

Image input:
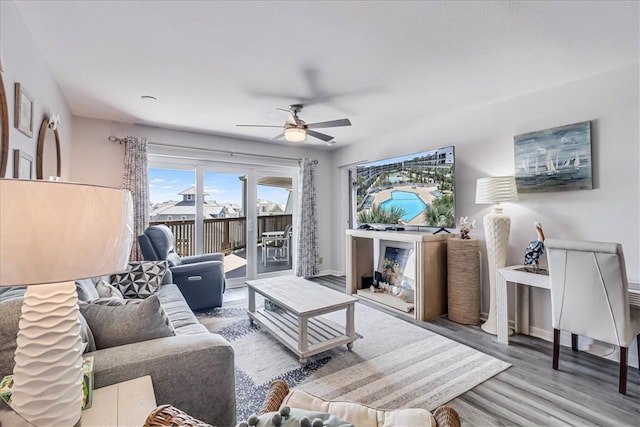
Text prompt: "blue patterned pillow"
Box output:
[[111, 261, 169, 299]]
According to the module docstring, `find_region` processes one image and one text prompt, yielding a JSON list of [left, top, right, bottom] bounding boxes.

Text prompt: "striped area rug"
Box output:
[[198, 300, 510, 420]]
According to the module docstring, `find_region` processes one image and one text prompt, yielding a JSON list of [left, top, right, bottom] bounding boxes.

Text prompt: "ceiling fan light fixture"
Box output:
[[284, 127, 306, 142]]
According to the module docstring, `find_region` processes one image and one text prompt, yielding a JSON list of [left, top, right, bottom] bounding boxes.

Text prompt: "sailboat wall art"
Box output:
[[514, 121, 593, 193]]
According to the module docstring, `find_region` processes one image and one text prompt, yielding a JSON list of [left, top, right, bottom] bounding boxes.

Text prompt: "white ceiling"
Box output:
[[15, 1, 639, 149]]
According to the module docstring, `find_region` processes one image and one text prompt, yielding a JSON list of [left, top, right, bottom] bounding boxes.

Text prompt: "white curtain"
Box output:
[[123, 136, 149, 261], [295, 158, 319, 278]]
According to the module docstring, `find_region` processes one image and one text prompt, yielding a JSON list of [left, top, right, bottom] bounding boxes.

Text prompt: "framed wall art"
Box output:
[[13, 149, 33, 179], [514, 121, 593, 193], [15, 82, 34, 138]]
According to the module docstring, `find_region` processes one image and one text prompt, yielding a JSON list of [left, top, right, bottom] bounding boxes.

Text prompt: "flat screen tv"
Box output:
[[355, 146, 455, 230]]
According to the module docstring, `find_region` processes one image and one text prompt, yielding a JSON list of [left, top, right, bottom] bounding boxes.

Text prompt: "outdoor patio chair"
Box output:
[[261, 224, 292, 266]]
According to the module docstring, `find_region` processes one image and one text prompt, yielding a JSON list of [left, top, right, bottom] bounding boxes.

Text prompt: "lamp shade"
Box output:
[[284, 127, 306, 142], [475, 176, 518, 205], [0, 179, 133, 286], [0, 179, 133, 426]]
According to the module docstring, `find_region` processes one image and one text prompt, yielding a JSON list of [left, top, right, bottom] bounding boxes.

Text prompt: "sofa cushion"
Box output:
[[156, 284, 208, 335], [79, 294, 174, 349], [282, 390, 436, 427], [167, 252, 182, 267], [111, 261, 169, 298], [241, 407, 354, 427]]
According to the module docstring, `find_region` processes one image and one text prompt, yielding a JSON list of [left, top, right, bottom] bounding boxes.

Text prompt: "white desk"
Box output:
[[496, 265, 550, 345], [496, 265, 640, 345], [81, 376, 156, 426]]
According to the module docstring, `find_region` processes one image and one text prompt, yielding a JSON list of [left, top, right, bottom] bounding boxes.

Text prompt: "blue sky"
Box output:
[[148, 168, 289, 207]]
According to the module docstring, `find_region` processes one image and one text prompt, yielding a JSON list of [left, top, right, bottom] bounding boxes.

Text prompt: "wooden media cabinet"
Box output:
[[346, 229, 451, 321]]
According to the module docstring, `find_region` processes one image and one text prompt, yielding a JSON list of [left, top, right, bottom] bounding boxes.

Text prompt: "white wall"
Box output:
[[0, 0, 73, 180], [331, 64, 640, 335]]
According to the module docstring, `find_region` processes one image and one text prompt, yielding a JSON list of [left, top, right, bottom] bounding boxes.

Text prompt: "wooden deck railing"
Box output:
[[150, 214, 293, 257]]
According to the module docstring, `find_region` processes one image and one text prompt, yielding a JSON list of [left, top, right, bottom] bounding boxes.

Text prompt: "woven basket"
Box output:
[[433, 405, 462, 427], [144, 404, 213, 427], [447, 238, 480, 324], [259, 380, 290, 414]]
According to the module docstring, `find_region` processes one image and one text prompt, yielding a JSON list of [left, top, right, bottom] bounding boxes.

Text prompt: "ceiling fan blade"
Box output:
[[236, 124, 283, 128], [278, 107, 302, 126], [307, 130, 334, 142], [306, 118, 352, 129], [271, 133, 285, 140]]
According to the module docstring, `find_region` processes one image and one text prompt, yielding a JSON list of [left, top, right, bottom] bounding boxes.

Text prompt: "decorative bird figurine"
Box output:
[[524, 221, 545, 270]]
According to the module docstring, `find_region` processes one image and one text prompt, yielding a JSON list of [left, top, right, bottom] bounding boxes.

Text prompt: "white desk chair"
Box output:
[[546, 238, 640, 394]]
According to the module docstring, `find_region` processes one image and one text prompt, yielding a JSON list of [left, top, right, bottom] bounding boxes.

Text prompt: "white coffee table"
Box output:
[[246, 276, 357, 364]]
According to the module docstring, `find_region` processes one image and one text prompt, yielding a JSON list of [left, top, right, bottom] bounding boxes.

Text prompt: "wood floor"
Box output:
[[225, 275, 640, 426]]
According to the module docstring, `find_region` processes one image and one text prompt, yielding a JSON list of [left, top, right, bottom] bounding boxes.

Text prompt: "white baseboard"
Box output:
[[317, 269, 343, 277]]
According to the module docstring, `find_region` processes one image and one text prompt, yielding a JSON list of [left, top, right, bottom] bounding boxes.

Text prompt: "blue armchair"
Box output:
[[138, 225, 226, 310]]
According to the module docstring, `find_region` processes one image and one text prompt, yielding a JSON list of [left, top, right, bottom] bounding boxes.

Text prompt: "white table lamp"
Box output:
[[475, 176, 518, 335], [0, 179, 133, 427]]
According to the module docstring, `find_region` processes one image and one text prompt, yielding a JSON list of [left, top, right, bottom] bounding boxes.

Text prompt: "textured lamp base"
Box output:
[[481, 208, 511, 336], [11, 281, 84, 427]]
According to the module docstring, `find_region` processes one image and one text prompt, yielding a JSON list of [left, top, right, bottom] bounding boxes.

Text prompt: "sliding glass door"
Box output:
[[256, 173, 294, 275], [148, 159, 297, 287]]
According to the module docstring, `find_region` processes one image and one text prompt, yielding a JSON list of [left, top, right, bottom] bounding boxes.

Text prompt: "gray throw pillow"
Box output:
[[95, 279, 124, 299], [90, 297, 143, 306], [78, 312, 96, 353], [79, 295, 174, 349], [0, 299, 22, 378], [111, 261, 169, 299], [75, 278, 100, 302], [166, 252, 182, 267]]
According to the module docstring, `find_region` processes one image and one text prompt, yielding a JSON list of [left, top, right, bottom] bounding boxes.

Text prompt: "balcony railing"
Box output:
[[150, 214, 293, 257]]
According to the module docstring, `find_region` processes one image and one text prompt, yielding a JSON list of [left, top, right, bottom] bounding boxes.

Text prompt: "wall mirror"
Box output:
[[36, 117, 61, 179], [0, 73, 9, 178]]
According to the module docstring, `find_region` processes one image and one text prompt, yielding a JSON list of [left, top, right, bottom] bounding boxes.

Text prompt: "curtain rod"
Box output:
[[107, 135, 317, 164]]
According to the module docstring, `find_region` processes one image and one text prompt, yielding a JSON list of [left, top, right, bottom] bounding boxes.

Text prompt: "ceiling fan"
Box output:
[[237, 104, 351, 145]]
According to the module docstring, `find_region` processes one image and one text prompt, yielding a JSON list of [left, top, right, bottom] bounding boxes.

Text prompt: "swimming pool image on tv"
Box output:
[[379, 191, 427, 222]]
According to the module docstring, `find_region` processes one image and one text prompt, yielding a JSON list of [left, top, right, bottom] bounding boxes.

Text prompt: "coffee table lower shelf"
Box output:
[[249, 308, 355, 364]]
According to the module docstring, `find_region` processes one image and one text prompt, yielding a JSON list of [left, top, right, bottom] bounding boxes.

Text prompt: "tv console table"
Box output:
[[346, 229, 451, 321]]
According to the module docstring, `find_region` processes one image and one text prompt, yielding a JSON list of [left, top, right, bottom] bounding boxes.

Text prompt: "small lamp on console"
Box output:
[[475, 176, 518, 335], [0, 179, 133, 426]]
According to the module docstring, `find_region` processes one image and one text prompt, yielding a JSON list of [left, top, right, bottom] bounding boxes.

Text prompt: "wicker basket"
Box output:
[[259, 379, 290, 414], [144, 404, 213, 427], [447, 238, 480, 324]]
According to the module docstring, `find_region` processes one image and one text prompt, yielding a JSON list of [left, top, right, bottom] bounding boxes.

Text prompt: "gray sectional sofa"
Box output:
[[0, 270, 236, 426]]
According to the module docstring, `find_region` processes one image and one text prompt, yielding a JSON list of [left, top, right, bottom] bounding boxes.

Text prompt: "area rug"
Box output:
[[197, 301, 510, 420]]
